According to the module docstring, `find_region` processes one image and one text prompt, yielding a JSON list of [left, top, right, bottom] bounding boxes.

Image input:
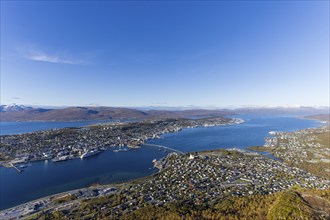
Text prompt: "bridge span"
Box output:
[[143, 143, 184, 154]]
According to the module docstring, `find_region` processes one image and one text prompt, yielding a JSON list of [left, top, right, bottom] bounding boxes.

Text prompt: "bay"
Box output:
[[0, 115, 322, 210]]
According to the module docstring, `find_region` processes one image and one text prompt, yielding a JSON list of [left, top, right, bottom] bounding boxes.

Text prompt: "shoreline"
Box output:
[[0, 158, 164, 214], [0, 117, 243, 168], [0, 116, 323, 213], [2, 146, 329, 219], [0, 183, 122, 216]]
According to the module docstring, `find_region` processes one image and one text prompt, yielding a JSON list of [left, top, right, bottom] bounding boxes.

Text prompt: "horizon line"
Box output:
[[1, 103, 329, 110]]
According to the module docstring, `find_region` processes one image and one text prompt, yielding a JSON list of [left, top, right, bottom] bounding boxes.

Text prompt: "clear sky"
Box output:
[[1, 1, 329, 107]]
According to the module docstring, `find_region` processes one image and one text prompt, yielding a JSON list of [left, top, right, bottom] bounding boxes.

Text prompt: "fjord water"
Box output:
[[0, 116, 321, 210], [1, 146, 168, 211], [0, 120, 115, 135], [146, 115, 322, 152]]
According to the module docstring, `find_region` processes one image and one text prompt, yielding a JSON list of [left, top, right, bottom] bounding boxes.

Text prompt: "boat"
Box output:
[[80, 149, 101, 158], [128, 145, 141, 149], [18, 164, 28, 169], [113, 148, 129, 152]]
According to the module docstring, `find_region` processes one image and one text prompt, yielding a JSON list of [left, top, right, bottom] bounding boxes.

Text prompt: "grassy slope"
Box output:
[[41, 188, 328, 220], [118, 189, 330, 220]]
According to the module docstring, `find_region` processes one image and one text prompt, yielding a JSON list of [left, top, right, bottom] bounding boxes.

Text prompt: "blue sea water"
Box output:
[[0, 121, 103, 135], [0, 120, 138, 135], [0, 115, 322, 210], [0, 146, 168, 211], [146, 115, 321, 152]]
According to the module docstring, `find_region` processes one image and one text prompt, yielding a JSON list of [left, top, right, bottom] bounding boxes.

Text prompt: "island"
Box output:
[[0, 117, 243, 168]]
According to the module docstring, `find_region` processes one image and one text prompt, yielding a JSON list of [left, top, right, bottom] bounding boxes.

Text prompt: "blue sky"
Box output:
[[1, 1, 329, 107]]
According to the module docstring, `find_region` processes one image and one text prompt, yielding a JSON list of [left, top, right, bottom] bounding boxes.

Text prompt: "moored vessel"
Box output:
[[52, 156, 69, 162], [80, 149, 101, 158]]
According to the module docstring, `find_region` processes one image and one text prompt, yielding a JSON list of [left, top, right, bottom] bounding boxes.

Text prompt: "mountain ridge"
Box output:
[[1, 104, 329, 122]]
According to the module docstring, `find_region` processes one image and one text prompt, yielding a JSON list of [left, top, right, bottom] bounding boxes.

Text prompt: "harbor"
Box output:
[[0, 116, 323, 210], [0, 117, 238, 169]]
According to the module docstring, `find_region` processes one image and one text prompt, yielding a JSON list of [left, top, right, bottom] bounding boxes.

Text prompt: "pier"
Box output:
[[143, 143, 184, 154], [10, 163, 22, 173]]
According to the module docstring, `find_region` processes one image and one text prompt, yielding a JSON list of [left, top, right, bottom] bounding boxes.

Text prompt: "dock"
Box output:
[[10, 163, 22, 173]]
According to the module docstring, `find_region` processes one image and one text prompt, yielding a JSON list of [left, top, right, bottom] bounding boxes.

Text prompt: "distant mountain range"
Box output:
[[0, 104, 329, 122], [0, 104, 33, 112], [233, 106, 329, 116], [0, 104, 232, 122]]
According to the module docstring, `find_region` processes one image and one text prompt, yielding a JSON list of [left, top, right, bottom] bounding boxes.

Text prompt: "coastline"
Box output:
[[0, 161, 163, 217], [0, 183, 121, 218], [2, 146, 329, 219], [0, 116, 323, 213], [0, 117, 243, 168]]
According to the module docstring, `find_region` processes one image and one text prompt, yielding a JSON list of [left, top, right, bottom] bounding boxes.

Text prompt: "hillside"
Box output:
[[1, 104, 329, 122], [0, 106, 233, 122], [0, 107, 148, 121], [117, 189, 329, 220], [235, 106, 329, 116]]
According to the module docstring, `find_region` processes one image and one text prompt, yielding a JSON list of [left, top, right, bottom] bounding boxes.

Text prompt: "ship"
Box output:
[[113, 147, 129, 152], [18, 164, 28, 169], [80, 149, 101, 159], [52, 155, 69, 162]]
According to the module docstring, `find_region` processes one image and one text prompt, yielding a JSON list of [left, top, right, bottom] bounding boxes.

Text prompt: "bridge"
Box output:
[[143, 143, 184, 154]]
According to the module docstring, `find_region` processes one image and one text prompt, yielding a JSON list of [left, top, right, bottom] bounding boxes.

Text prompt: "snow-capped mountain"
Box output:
[[0, 104, 33, 112]]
